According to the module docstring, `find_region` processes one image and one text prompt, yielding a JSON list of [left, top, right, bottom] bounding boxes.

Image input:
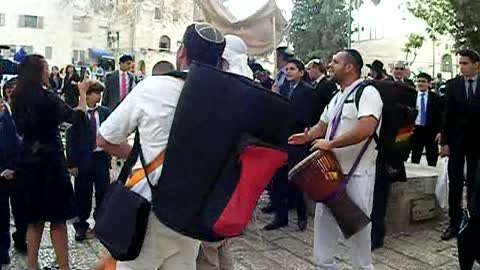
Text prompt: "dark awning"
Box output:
[[88, 48, 113, 59]]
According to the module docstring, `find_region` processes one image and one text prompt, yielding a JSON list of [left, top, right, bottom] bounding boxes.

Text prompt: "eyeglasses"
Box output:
[[394, 67, 405, 70]]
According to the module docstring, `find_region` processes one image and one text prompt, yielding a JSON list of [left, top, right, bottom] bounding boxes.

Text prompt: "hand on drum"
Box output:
[[310, 139, 333, 151], [288, 128, 311, 145]]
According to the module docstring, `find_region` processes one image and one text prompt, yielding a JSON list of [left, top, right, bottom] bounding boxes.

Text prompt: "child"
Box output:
[[66, 79, 111, 242]]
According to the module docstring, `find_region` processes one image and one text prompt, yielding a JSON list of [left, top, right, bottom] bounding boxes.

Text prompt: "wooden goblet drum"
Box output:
[[289, 150, 370, 239]]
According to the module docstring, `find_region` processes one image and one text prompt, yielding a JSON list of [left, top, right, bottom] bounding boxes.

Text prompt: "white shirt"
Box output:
[[87, 105, 102, 152], [99, 75, 184, 201], [320, 79, 383, 175], [415, 91, 429, 126], [314, 74, 326, 86]]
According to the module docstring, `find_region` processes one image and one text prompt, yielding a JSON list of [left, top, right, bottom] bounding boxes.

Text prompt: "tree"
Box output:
[[403, 33, 425, 65], [408, 0, 480, 51], [288, 0, 349, 61]]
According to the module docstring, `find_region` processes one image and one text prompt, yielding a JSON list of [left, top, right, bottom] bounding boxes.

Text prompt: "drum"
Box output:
[[289, 150, 370, 239], [288, 150, 343, 202]]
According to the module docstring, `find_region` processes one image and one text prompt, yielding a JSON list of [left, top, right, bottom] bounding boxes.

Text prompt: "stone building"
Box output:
[[0, 0, 195, 74]]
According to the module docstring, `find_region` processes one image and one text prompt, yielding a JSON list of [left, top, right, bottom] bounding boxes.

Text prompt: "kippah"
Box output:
[[194, 23, 225, 44]]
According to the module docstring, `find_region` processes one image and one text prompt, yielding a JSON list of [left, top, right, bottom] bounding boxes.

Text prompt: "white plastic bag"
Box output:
[[435, 157, 449, 209]]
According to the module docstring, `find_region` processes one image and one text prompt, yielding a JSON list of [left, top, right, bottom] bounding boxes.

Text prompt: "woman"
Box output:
[[48, 66, 61, 92], [61, 64, 80, 108], [266, 59, 317, 231], [12, 54, 88, 270]]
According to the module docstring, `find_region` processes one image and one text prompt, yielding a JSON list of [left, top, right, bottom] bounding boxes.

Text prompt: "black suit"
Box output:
[[442, 76, 480, 229], [312, 76, 337, 120], [66, 105, 111, 234], [271, 81, 318, 222], [410, 91, 442, 166], [101, 70, 135, 111]]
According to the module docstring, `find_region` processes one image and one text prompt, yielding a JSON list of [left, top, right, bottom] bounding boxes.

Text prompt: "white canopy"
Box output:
[[194, 0, 288, 56]]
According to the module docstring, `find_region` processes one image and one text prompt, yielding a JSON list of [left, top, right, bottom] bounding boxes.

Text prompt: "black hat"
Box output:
[[366, 60, 385, 73], [416, 72, 432, 82], [119, 54, 134, 63]]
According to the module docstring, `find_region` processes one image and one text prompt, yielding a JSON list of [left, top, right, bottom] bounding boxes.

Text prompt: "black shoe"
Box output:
[[263, 219, 288, 231], [297, 218, 307, 231], [0, 254, 10, 265], [441, 226, 459, 241], [261, 204, 274, 214], [13, 240, 27, 254]]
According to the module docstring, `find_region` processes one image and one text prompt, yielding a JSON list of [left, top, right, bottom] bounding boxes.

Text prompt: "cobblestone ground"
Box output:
[[4, 206, 480, 270]]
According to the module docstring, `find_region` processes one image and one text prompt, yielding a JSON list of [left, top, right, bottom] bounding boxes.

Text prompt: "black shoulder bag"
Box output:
[[94, 130, 155, 261]]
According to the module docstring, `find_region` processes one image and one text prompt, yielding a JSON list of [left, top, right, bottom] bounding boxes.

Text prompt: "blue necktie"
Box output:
[[420, 93, 426, 126]]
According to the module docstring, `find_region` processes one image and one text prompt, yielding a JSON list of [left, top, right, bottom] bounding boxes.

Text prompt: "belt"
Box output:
[[125, 150, 165, 189]]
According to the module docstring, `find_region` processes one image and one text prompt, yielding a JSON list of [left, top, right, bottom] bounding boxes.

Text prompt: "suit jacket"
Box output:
[[278, 80, 318, 166], [0, 106, 19, 172], [101, 70, 135, 111], [442, 76, 480, 147], [415, 91, 443, 134], [66, 105, 111, 168], [313, 77, 337, 121]]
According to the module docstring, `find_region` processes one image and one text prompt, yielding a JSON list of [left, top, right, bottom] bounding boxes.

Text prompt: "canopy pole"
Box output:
[[272, 15, 277, 75]]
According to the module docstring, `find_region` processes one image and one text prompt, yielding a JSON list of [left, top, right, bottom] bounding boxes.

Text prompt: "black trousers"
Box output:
[[448, 142, 480, 229], [371, 154, 393, 246], [0, 180, 27, 257], [410, 125, 439, 167], [73, 151, 110, 233], [271, 145, 308, 221]]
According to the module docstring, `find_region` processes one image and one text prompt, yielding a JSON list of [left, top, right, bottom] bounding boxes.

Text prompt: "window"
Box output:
[[159, 35, 171, 51], [45, 46, 53, 59], [73, 49, 86, 63], [18, 15, 43, 29], [0, 14, 5, 27], [173, 10, 179, 22], [441, 54, 453, 73], [154, 7, 162, 20]]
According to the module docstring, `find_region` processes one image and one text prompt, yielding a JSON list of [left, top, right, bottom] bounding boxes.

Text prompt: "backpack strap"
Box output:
[[354, 80, 380, 144], [164, 70, 188, 80]]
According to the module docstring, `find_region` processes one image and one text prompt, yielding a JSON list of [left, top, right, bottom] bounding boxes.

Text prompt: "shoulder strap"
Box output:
[[165, 70, 188, 80], [135, 128, 156, 191], [354, 80, 380, 144]]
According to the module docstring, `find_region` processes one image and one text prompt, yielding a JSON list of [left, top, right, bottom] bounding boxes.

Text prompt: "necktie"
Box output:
[[420, 93, 426, 126], [120, 73, 127, 99], [88, 109, 97, 149], [467, 79, 474, 100]]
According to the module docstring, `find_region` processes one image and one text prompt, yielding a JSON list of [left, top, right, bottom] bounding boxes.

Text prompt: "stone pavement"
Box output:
[[5, 206, 479, 270]]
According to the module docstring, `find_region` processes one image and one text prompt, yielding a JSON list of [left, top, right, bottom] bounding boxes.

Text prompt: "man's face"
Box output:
[[459, 56, 479, 77], [277, 55, 287, 70], [416, 78, 430, 92], [330, 52, 351, 84], [120, 60, 133, 72], [393, 64, 406, 80], [307, 65, 322, 81]]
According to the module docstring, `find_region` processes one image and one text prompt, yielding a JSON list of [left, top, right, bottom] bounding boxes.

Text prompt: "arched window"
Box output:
[[159, 35, 171, 51], [441, 54, 453, 73]]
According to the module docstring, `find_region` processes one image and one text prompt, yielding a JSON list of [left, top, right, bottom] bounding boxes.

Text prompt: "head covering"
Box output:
[[416, 72, 432, 82], [222, 35, 254, 79], [183, 23, 226, 67], [366, 60, 385, 73]]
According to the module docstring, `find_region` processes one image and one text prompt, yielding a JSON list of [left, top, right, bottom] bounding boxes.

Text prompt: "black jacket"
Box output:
[[312, 77, 337, 121], [66, 105, 111, 168], [441, 76, 480, 147], [416, 91, 443, 134], [101, 70, 135, 111]]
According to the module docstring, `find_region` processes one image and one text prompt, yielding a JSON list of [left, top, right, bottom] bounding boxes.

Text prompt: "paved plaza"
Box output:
[[4, 206, 480, 270]]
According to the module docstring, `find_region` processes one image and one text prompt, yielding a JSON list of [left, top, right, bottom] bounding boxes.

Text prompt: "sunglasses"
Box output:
[[394, 67, 405, 70]]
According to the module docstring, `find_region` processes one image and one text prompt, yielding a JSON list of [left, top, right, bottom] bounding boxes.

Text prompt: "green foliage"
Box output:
[[408, 0, 480, 51], [403, 33, 425, 65], [288, 0, 349, 61]]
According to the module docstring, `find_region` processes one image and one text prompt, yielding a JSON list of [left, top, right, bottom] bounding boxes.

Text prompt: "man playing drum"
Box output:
[[289, 49, 382, 270]]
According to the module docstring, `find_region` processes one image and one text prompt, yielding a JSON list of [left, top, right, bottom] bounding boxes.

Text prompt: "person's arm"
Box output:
[[97, 85, 141, 159], [317, 116, 378, 150]]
